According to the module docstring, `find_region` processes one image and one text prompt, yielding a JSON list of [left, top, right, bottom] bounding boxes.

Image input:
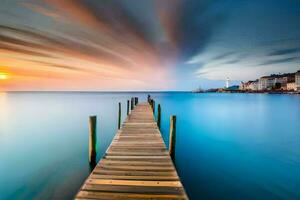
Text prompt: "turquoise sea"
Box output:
[[0, 92, 299, 200]]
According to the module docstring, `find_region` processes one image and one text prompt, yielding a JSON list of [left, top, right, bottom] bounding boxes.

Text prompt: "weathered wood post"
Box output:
[[131, 97, 134, 110], [118, 102, 121, 129], [127, 100, 130, 115], [134, 97, 138, 105], [147, 94, 151, 103], [149, 99, 154, 112], [89, 116, 97, 165], [152, 99, 155, 114], [169, 115, 176, 161], [157, 104, 161, 129]]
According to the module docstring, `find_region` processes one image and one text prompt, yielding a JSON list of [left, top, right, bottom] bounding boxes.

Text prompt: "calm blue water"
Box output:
[[0, 92, 299, 200]]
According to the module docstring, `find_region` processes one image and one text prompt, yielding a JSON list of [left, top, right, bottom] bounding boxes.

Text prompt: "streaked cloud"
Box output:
[[0, 0, 300, 90], [260, 57, 300, 66], [268, 48, 300, 56]]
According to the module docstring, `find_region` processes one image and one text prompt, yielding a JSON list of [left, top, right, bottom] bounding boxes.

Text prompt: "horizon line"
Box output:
[[1, 90, 192, 93]]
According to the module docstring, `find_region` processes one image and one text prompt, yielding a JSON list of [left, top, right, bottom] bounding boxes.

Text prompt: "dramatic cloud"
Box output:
[[268, 48, 300, 56], [212, 52, 236, 61], [190, 0, 300, 86], [0, 0, 300, 90], [260, 57, 300, 66]]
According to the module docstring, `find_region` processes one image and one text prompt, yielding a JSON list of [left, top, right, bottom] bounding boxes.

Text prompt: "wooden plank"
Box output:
[[103, 156, 170, 161], [77, 191, 187, 200], [99, 160, 173, 166], [86, 179, 182, 187], [75, 103, 188, 199], [90, 174, 179, 181], [92, 169, 178, 176], [105, 152, 170, 156], [97, 165, 175, 171], [82, 184, 185, 194]]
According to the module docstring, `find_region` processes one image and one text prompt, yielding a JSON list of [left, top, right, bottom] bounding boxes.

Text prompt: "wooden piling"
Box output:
[[147, 94, 151, 103], [152, 99, 155, 114], [134, 97, 138, 105], [118, 102, 121, 129], [89, 116, 97, 165], [157, 104, 161, 129], [149, 99, 154, 113], [127, 100, 129, 115], [131, 97, 134, 110], [169, 115, 176, 161]]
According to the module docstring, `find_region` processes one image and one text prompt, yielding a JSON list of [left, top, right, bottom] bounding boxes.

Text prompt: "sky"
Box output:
[[0, 0, 300, 91]]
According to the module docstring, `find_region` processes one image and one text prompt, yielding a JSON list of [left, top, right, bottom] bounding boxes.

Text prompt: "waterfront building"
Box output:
[[276, 73, 295, 90], [239, 82, 245, 90], [287, 82, 297, 91], [296, 71, 300, 91], [240, 80, 259, 90], [249, 80, 259, 90], [259, 76, 275, 90], [259, 73, 295, 90]]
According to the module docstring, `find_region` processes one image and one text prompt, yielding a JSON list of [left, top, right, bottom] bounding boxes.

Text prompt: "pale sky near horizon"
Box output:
[[0, 0, 300, 91]]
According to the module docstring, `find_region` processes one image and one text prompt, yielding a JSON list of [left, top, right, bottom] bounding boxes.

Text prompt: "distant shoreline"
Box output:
[[1, 90, 191, 93], [2, 90, 300, 95], [194, 90, 300, 95]]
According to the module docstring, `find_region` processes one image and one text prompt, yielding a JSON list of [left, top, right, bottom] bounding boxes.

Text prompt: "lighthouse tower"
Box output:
[[226, 77, 230, 88]]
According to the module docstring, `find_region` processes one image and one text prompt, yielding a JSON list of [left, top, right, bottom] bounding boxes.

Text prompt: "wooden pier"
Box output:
[[75, 102, 188, 200]]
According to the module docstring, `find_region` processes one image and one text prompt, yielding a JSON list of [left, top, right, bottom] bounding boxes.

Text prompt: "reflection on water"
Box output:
[[0, 93, 8, 133], [0, 92, 299, 200], [0, 92, 134, 199]]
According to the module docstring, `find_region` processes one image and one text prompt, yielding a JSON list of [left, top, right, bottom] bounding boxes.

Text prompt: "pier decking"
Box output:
[[75, 102, 188, 200]]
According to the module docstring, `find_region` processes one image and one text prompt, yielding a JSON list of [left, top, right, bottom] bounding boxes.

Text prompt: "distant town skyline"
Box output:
[[1, 0, 300, 91]]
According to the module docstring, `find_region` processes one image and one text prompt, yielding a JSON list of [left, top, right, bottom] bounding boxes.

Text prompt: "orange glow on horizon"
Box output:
[[0, 73, 9, 80], [0, 1, 176, 91]]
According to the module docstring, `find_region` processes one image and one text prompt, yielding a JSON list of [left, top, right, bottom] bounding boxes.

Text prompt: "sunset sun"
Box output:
[[0, 73, 8, 80]]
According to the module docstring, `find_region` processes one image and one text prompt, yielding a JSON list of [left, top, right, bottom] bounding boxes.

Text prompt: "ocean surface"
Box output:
[[0, 92, 299, 200]]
